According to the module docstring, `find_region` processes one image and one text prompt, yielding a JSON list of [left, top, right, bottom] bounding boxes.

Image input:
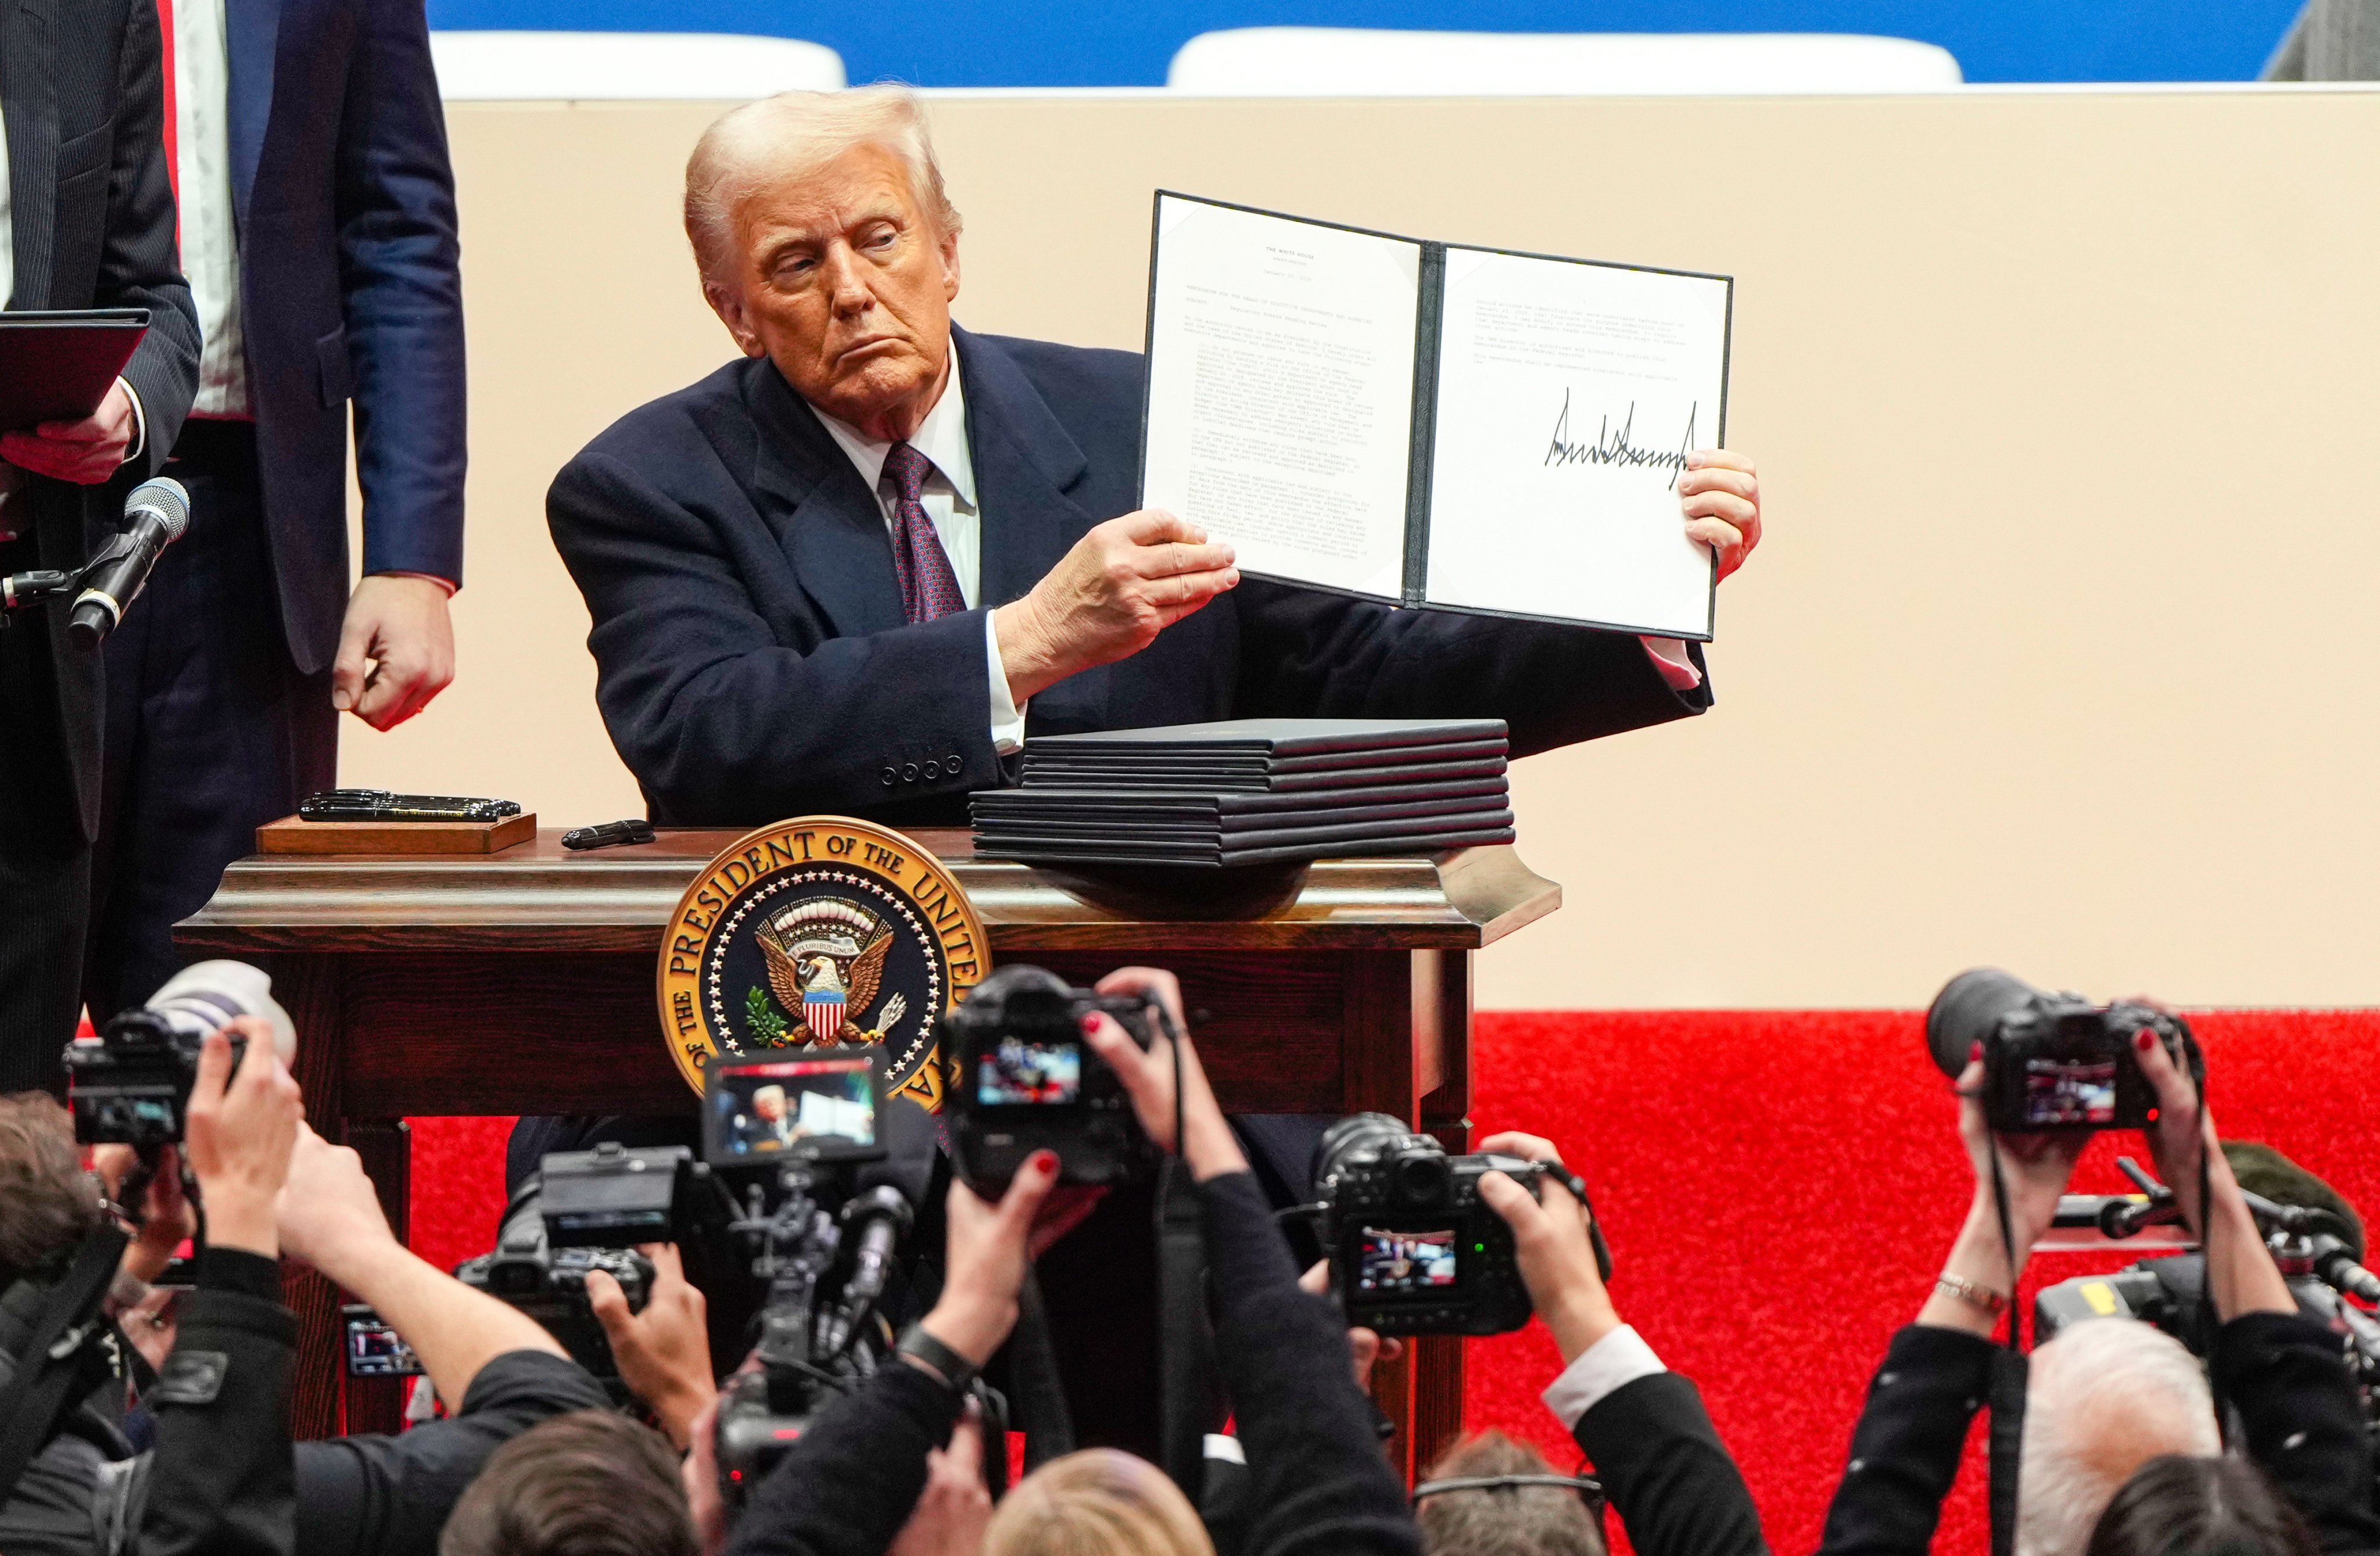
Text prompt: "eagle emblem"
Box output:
[[755, 899, 909, 1047]]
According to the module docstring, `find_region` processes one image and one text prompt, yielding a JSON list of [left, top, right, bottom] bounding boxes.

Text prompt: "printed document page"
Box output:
[[1142, 196, 1421, 600], [1423, 249, 1729, 638]]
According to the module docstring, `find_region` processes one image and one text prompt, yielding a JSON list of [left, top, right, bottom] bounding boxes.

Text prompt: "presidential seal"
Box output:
[[657, 818, 989, 1109]]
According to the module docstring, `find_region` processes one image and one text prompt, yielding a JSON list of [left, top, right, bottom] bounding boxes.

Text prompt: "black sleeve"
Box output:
[[292, 1350, 609, 1556], [549, 450, 997, 823], [723, 1364, 965, 1556], [1198, 1170, 1421, 1556], [1231, 579, 1711, 759], [1815, 1325, 1997, 1556], [1575, 1371, 1768, 1556], [132, 1249, 295, 1556], [104, 0, 200, 472], [2211, 1311, 2380, 1556]]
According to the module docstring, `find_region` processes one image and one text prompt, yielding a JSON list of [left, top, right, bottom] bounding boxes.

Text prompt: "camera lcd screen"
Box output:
[[977, 1038, 1083, 1107], [2022, 1056, 2118, 1127], [345, 1315, 422, 1377], [705, 1049, 881, 1163], [1355, 1227, 1460, 1295]]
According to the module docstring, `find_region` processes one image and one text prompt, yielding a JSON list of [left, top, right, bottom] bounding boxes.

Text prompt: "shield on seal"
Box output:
[[802, 988, 845, 1041]]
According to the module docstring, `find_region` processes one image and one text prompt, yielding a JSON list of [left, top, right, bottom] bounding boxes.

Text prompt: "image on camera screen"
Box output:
[[710, 1056, 877, 1156], [978, 1038, 1082, 1106], [1356, 1227, 1460, 1294], [346, 1320, 421, 1377], [2023, 1056, 2118, 1126]]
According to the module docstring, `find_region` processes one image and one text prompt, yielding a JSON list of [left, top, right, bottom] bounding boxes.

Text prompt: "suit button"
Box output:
[[880, 767, 898, 787], [902, 763, 920, 783], [923, 759, 941, 780], [945, 751, 963, 775]]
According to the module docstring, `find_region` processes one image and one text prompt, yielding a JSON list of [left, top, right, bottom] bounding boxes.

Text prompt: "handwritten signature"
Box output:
[[1543, 390, 1697, 491]]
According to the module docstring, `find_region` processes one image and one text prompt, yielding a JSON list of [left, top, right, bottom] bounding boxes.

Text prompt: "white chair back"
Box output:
[[1166, 27, 1963, 95], [428, 31, 847, 102]]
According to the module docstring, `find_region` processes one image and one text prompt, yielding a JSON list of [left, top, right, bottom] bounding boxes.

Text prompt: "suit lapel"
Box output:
[[954, 326, 1095, 608], [223, 0, 278, 225], [746, 359, 909, 639], [1, 0, 61, 308]]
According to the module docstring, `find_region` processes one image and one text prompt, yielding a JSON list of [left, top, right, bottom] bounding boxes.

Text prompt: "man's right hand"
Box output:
[[275, 1123, 397, 1283], [589, 1244, 715, 1450], [184, 1019, 304, 1258], [1477, 1131, 1622, 1365], [993, 511, 1238, 703]]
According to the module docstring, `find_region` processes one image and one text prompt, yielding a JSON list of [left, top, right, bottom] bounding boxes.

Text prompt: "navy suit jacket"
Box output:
[[549, 326, 1712, 828], [2, 0, 202, 835], [222, 0, 465, 673]]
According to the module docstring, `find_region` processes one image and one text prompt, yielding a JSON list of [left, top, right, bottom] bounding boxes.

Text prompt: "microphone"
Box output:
[[2311, 1235, 2380, 1305], [818, 1185, 915, 1358], [69, 478, 189, 651]]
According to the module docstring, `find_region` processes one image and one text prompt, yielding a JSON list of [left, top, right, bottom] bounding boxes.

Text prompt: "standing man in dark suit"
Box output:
[[0, 0, 201, 1091], [81, 0, 468, 1021], [549, 86, 1762, 832]]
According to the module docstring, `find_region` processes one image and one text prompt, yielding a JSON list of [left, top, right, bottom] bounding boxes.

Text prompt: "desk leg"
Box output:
[[1342, 948, 1469, 1482], [270, 952, 349, 1440], [342, 1120, 412, 1435]]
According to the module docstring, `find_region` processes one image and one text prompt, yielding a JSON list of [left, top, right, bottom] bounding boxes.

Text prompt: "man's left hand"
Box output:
[[335, 575, 456, 729], [0, 381, 138, 484], [1678, 449, 1761, 582]]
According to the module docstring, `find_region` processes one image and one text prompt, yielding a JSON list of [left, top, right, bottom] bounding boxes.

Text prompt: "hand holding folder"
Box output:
[[0, 310, 150, 487]]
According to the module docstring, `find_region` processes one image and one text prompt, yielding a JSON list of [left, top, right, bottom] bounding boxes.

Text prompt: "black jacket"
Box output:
[[0, 1249, 610, 1556], [1576, 1370, 1769, 1556], [725, 1168, 1421, 1556], [1, 0, 202, 837], [549, 330, 1709, 829], [1816, 1317, 2380, 1556]]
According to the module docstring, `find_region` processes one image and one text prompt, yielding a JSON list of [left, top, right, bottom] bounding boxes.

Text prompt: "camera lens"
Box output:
[[1924, 968, 2044, 1078]]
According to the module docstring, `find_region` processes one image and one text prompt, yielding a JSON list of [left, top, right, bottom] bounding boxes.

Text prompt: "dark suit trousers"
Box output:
[[83, 420, 338, 1021], [0, 533, 92, 1093]]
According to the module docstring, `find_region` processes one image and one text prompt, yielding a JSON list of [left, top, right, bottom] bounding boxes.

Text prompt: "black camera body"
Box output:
[[947, 965, 1159, 1196], [63, 961, 291, 1147], [1927, 970, 2205, 1134], [453, 1146, 695, 1385], [1315, 1114, 1550, 1337]]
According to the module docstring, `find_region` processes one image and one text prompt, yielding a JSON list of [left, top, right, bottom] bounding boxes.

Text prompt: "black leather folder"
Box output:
[[1017, 755, 1509, 793], [973, 826, 1519, 869], [972, 776, 1508, 819], [1023, 717, 1507, 758], [0, 310, 150, 433]]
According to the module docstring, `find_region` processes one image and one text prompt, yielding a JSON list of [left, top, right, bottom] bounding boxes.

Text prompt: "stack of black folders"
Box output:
[[970, 718, 1514, 869]]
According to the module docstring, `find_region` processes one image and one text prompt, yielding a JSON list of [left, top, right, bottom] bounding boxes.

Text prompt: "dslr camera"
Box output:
[[454, 1142, 715, 1388], [1926, 969, 2204, 1133], [1314, 1113, 1608, 1337], [946, 965, 1160, 1196], [63, 960, 297, 1147]]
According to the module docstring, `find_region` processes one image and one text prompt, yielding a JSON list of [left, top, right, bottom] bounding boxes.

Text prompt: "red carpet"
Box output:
[[403, 1010, 2380, 1554]]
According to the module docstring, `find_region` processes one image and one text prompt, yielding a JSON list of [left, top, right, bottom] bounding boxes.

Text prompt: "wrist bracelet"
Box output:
[[896, 1324, 981, 1393], [1934, 1272, 2009, 1317]]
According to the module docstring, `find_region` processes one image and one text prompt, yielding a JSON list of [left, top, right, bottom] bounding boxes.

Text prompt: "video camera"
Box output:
[[63, 960, 297, 1150], [1313, 1113, 1611, 1337], [946, 965, 1161, 1197], [1926, 969, 2204, 1133]]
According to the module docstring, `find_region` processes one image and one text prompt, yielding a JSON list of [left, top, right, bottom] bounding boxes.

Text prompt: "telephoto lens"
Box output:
[[63, 960, 298, 1146]]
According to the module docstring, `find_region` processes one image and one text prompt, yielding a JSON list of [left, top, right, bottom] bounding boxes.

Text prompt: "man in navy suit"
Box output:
[[550, 87, 1764, 832], [81, 0, 467, 1019]]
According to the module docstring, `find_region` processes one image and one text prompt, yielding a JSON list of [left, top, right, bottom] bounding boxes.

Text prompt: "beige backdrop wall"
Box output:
[[340, 89, 2380, 1010]]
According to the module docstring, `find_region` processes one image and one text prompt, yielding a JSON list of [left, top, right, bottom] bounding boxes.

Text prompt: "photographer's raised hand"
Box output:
[[589, 1244, 715, 1449], [94, 1142, 194, 1285], [886, 1400, 992, 1556], [2133, 1025, 2293, 1320], [1082, 966, 1248, 1181], [916, 1148, 1063, 1374], [1477, 1131, 1623, 1364], [1917, 1052, 2087, 1336], [184, 1019, 304, 1256]]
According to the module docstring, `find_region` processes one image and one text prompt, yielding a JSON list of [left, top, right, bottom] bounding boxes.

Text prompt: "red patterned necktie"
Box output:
[[882, 441, 967, 623]]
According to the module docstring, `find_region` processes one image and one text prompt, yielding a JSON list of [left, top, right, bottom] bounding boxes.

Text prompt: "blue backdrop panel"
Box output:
[[424, 0, 2309, 87]]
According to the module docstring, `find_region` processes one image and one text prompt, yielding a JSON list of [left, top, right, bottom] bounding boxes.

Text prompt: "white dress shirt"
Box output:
[[1541, 1322, 1669, 1431], [812, 354, 1030, 754], [171, 0, 250, 419]]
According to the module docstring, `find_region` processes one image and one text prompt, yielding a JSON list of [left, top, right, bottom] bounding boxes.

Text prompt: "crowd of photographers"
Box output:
[[0, 962, 2372, 1556]]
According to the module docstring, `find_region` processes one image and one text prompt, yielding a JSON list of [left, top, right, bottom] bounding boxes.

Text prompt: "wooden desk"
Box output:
[[178, 827, 1558, 1478]]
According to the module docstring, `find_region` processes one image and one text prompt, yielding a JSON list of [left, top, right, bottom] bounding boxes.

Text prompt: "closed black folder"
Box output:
[[974, 826, 1519, 870], [1024, 717, 1507, 759], [973, 776, 1508, 819], [0, 310, 150, 433], [1018, 756, 1509, 794], [978, 806, 1515, 847]]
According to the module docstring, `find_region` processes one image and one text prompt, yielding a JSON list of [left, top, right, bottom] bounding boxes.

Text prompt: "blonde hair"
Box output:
[[683, 84, 963, 284], [981, 1449, 1214, 1556]]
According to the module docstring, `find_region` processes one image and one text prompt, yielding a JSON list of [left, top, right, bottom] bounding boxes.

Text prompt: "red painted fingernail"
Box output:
[[1031, 1150, 1058, 1171], [1969, 1042, 1982, 1062], [1080, 1014, 1100, 1035], [2135, 1031, 2154, 1052]]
